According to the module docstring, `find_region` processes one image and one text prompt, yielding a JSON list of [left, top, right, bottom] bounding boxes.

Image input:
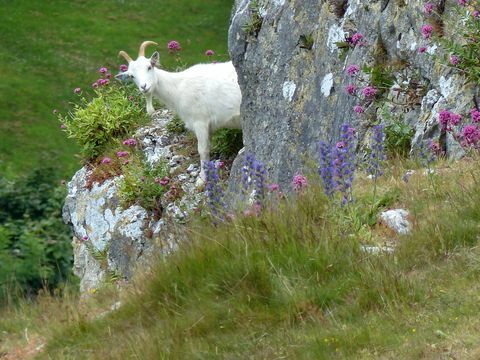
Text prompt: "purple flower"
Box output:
[[362, 86, 377, 98], [204, 161, 227, 221], [205, 49, 215, 56], [458, 0, 468, 6], [346, 64, 360, 76], [215, 160, 225, 169], [292, 173, 308, 192], [101, 157, 111, 164], [81, 235, 88, 242], [167, 40, 181, 51], [159, 176, 170, 186], [439, 109, 461, 132], [471, 108, 480, 123], [116, 151, 129, 158], [120, 64, 128, 72], [353, 105, 364, 114], [418, 46, 427, 53], [105, 73, 112, 79], [122, 138, 137, 146], [99, 67, 108, 74], [334, 123, 357, 205], [351, 32, 364, 45], [424, 3, 435, 14], [241, 153, 255, 200], [92, 82, 99, 89], [253, 160, 267, 205], [474, 10, 479, 17], [345, 84, 356, 95], [367, 124, 386, 178], [74, 87, 81, 94], [450, 55, 459, 65], [422, 24, 434, 39]]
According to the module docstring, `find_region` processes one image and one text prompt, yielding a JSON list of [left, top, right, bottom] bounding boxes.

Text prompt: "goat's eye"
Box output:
[[130, 74, 135, 79]]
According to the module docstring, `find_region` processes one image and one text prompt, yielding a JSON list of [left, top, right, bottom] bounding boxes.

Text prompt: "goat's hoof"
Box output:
[[195, 177, 206, 190]]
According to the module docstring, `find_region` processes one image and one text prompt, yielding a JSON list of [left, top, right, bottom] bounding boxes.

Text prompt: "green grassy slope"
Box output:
[[2, 157, 480, 359], [0, 0, 233, 178]]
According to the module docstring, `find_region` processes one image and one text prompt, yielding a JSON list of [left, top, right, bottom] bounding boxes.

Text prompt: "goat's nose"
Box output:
[[141, 84, 147, 90]]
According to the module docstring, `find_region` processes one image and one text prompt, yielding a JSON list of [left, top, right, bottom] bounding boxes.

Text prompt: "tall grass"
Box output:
[[2, 156, 475, 358]]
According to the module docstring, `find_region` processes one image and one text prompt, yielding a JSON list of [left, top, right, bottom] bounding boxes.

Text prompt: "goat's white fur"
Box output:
[[116, 41, 242, 185]]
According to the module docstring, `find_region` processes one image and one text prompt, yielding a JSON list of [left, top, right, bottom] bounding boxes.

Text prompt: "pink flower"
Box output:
[[463, 125, 480, 145], [422, 24, 434, 39], [205, 49, 215, 56], [474, 10, 479, 17], [450, 55, 459, 65], [351, 32, 364, 45], [424, 2, 435, 14], [450, 113, 462, 126], [418, 46, 427, 53], [101, 157, 111, 164], [92, 82, 99, 89], [345, 84, 356, 95], [471, 108, 480, 123], [74, 87, 81, 94], [159, 176, 170, 186], [268, 183, 280, 192], [439, 109, 451, 130], [216, 160, 225, 169], [429, 140, 441, 154], [353, 105, 364, 114], [346, 64, 360, 76], [99, 67, 108, 74], [362, 86, 377, 98], [458, 0, 467, 6], [60, 123, 66, 129], [167, 40, 181, 51], [81, 235, 88, 242], [105, 73, 112, 79], [292, 173, 308, 192], [120, 64, 128, 72], [116, 151, 129, 158], [122, 138, 137, 146]]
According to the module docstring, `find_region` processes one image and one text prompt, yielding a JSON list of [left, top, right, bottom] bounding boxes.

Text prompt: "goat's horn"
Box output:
[[138, 41, 158, 57], [118, 50, 133, 63]]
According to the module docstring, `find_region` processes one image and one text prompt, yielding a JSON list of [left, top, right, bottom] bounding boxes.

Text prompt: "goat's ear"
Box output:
[[150, 51, 160, 66]]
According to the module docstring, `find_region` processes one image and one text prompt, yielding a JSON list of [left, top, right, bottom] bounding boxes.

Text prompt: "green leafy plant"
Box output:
[[385, 119, 414, 157], [299, 34, 314, 50], [211, 129, 244, 158], [118, 155, 171, 215], [59, 83, 148, 161]]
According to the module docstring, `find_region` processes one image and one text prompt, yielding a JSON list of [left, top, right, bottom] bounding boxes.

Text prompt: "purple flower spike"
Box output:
[[367, 124, 386, 178], [319, 140, 336, 198], [204, 160, 227, 221]]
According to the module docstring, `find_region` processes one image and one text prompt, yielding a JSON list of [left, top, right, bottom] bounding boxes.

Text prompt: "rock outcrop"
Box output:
[[63, 110, 203, 293], [229, 0, 476, 187]]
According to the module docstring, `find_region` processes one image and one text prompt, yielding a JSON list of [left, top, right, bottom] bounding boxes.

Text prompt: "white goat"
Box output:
[[116, 41, 242, 186]]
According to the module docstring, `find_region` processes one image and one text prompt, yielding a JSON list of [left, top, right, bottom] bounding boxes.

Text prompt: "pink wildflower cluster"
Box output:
[[450, 55, 459, 66], [421, 24, 434, 39], [205, 49, 215, 56], [439, 109, 462, 131], [116, 151, 129, 158], [101, 157, 112, 164], [292, 173, 308, 192], [122, 138, 137, 146], [470, 108, 480, 123], [362, 86, 377, 98], [346, 64, 360, 76], [92, 66, 112, 89], [167, 40, 181, 52], [424, 2, 435, 14], [119, 64, 128, 72], [350, 32, 365, 46], [155, 176, 170, 186], [458, 0, 468, 6]]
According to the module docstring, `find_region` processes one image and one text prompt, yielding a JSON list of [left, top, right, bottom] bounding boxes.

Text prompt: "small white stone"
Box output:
[[321, 73, 334, 97], [282, 81, 296, 102], [380, 209, 411, 235]]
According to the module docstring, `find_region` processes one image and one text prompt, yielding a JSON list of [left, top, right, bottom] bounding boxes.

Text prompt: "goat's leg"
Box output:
[[195, 124, 211, 187], [145, 93, 155, 115]]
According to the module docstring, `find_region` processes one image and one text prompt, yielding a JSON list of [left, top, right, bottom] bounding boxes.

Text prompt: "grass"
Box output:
[[2, 155, 480, 358], [0, 0, 233, 179]]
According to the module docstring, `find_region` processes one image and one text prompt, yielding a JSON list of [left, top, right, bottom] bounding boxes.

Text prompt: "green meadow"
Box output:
[[0, 0, 233, 179]]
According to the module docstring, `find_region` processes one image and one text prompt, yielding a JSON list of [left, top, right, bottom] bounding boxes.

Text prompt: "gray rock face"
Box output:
[[63, 110, 204, 293], [228, 0, 477, 187]]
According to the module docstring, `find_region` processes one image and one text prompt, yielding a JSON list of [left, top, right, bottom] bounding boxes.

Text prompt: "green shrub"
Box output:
[[118, 155, 171, 214], [385, 118, 414, 157], [0, 167, 73, 303], [59, 83, 148, 161]]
